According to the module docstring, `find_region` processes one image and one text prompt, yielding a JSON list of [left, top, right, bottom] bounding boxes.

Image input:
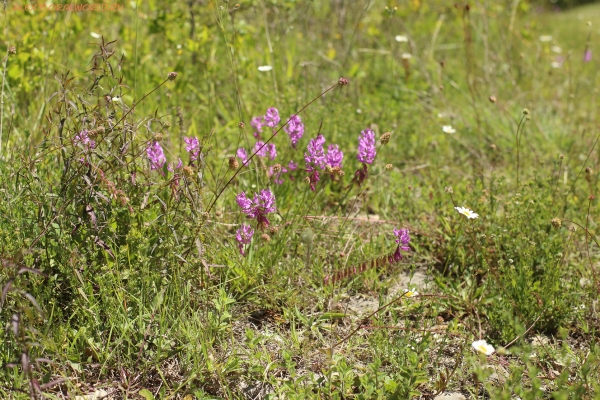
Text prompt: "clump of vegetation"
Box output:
[[1, 1, 600, 399]]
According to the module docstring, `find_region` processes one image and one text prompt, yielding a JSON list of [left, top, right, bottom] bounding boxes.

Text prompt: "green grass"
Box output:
[[1, 1, 600, 399]]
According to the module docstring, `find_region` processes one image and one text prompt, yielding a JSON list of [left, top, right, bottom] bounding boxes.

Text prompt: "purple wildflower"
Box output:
[[269, 165, 288, 185], [168, 158, 183, 172], [74, 130, 96, 150], [251, 116, 264, 139], [304, 135, 327, 171], [253, 142, 277, 160], [390, 228, 411, 263], [585, 49, 592, 63], [254, 141, 267, 158], [288, 160, 298, 171], [284, 115, 305, 148], [308, 169, 320, 191], [326, 144, 344, 168], [357, 129, 377, 164], [264, 107, 280, 127], [266, 143, 277, 160], [236, 189, 276, 229], [237, 148, 250, 166], [147, 141, 166, 170], [236, 223, 254, 256], [184, 137, 200, 161]]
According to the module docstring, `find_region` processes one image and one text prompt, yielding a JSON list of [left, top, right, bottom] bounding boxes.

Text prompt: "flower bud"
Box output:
[[167, 72, 178, 81], [385, 164, 393, 171]]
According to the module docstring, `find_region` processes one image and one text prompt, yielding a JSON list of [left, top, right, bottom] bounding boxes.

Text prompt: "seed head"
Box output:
[[590, 194, 596, 200], [261, 233, 271, 242], [163, 120, 171, 128], [269, 225, 279, 234], [385, 163, 393, 171], [569, 226, 577, 232], [445, 186, 454, 194], [167, 72, 178, 81], [238, 121, 245, 129], [489, 95, 497, 103], [229, 156, 239, 170], [304, 176, 311, 185], [559, 154, 564, 160], [338, 77, 349, 87], [331, 166, 344, 177], [586, 167, 592, 175], [272, 163, 282, 174], [8, 46, 16, 55], [380, 132, 391, 145], [551, 218, 562, 228], [183, 166, 194, 178], [153, 133, 163, 142], [522, 108, 530, 115]]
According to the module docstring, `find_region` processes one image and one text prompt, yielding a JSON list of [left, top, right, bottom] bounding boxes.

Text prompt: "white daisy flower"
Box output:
[[442, 125, 456, 134], [472, 339, 495, 355], [401, 53, 412, 60], [539, 35, 553, 42], [551, 46, 562, 53], [257, 65, 273, 72], [404, 288, 419, 298], [395, 35, 408, 43], [455, 206, 479, 219]]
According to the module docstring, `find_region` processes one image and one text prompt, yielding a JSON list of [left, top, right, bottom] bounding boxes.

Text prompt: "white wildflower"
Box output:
[[472, 339, 495, 356], [442, 125, 456, 134], [455, 206, 479, 219]]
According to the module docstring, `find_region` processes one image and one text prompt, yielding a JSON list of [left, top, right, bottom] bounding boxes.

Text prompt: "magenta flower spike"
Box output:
[[390, 228, 411, 263], [236, 223, 254, 256], [147, 141, 166, 170], [236, 189, 276, 229], [357, 129, 376, 164], [264, 107, 280, 127], [284, 115, 305, 149], [184, 137, 200, 161]]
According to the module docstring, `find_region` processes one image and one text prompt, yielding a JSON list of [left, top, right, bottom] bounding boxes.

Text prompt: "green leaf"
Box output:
[[138, 389, 155, 400]]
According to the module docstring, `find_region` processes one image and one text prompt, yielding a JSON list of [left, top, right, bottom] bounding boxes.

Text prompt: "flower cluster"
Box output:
[[74, 130, 96, 150], [254, 141, 277, 160], [284, 115, 305, 149], [250, 107, 280, 139], [236, 223, 254, 256], [184, 137, 200, 161], [304, 135, 344, 190], [389, 227, 410, 263], [357, 129, 376, 164], [147, 141, 166, 170], [236, 188, 277, 229]]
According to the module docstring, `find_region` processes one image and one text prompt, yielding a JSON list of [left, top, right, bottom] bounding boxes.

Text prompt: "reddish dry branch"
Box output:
[[324, 250, 402, 285]]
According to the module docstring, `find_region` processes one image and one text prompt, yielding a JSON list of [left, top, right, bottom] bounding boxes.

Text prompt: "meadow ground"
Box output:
[[1, 1, 600, 399]]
